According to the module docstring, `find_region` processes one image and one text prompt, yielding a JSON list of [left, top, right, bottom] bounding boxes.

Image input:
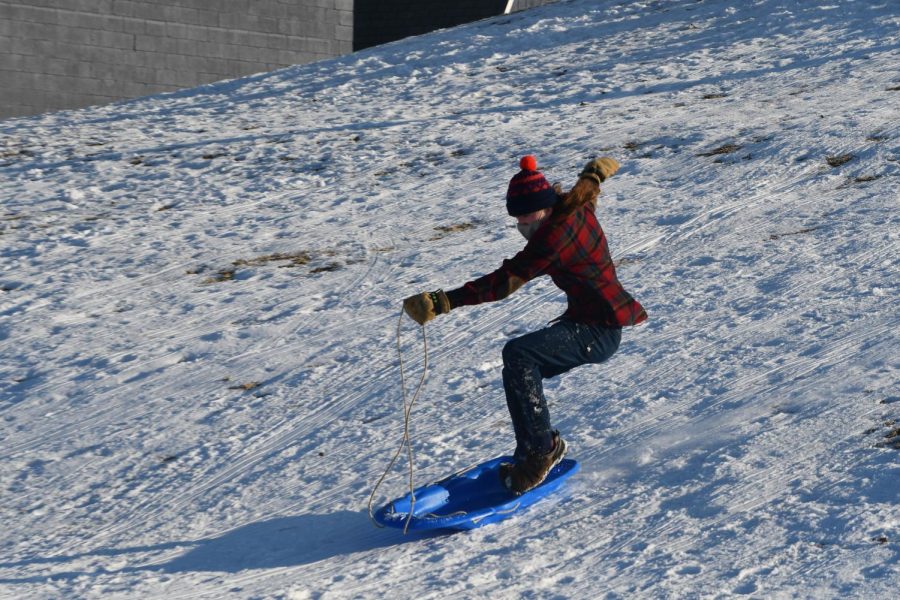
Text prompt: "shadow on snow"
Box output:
[[0, 509, 439, 584]]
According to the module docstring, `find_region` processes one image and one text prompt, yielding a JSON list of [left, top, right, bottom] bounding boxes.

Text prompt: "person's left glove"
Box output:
[[579, 157, 620, 184], [403, 290, 451, 325]]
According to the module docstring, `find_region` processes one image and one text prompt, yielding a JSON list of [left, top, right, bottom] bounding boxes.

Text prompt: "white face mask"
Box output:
[[517, 219, 545, 240]]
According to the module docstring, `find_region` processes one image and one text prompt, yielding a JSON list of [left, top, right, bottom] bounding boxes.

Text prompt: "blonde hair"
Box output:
[[553, 177, 600, 219]]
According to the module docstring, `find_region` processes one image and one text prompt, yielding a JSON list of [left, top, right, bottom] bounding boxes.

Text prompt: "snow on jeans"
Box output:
[[502, 319, 621, 459]]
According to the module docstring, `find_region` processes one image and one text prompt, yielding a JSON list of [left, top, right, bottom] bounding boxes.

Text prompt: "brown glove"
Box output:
[[579, 157, 620, 185], [403, 290, 451, 325]]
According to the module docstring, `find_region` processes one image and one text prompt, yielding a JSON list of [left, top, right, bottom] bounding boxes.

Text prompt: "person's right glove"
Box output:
[[402, 290, 451, 325]]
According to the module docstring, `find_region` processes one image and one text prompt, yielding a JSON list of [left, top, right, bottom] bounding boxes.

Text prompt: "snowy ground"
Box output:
[[1, 0, 898, 598]]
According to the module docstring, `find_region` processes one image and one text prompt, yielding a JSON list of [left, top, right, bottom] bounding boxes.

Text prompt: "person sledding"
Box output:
[[403, 155, 647, 495]]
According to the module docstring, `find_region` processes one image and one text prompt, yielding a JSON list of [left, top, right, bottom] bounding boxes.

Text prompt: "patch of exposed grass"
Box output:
[[233, 251, 312, 268], [310, 263, 342, 274], [229, 381, 261, 391], [431, 222, 478, 240], [201, 248, 354, 283], [697, 143, 743, 157], [203, 269, 236, 284], [865, 418, 900, 450], [878, 424, 900, 449], [0, 148, 34, 161], [768, 226, 820, 241], [615, 256, 642, 268], [853, 174, 881, 183], [826, 153, 854, 167]]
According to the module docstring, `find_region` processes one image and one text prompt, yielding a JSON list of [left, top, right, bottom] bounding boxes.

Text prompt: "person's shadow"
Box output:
[[162, 511, 446, 573], [160, 510, 432, 573], [0, 510, 441, 584]]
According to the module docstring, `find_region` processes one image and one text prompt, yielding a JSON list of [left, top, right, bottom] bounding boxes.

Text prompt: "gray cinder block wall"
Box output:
[[0, 0, 353, 119], [0, 0, 556, 120], [513, 0, 556, 10]]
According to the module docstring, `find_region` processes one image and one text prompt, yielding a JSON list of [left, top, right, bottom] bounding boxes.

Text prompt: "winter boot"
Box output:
[[500, 432, 567, 495]]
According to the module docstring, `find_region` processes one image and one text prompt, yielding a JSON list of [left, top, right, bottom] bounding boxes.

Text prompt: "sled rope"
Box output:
[[367, 308, 429, 534]]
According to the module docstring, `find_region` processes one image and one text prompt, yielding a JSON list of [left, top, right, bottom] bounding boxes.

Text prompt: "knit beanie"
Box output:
[[505, 155, 559, 217]]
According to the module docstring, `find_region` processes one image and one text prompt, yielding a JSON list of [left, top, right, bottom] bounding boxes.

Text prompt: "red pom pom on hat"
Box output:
[[519, 155, 538, 171]]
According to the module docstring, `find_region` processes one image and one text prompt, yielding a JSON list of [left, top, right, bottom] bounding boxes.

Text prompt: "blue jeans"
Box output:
[[502, 319, 621, 458]]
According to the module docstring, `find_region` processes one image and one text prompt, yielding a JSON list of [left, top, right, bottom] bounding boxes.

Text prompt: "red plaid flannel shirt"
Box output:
[[446, 204, 647, 327]]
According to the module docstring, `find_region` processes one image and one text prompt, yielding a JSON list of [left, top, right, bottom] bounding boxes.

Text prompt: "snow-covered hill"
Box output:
[[1, 1, 898, 598]]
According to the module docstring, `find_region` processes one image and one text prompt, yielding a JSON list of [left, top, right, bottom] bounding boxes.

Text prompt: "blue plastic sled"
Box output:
[[373, 456, 580, 531]]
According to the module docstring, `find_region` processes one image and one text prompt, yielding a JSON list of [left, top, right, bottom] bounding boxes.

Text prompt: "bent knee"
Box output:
[[502, 338, 526, 365]]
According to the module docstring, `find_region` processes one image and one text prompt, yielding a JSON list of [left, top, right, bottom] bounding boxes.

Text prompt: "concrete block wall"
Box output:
[[0, 0, 558, 119], [510, 0, 557, 11], [0, 0, 353, 119]]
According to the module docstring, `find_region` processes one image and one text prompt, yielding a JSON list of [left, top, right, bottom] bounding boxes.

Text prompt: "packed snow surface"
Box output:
[[1, 0, 898, 598]]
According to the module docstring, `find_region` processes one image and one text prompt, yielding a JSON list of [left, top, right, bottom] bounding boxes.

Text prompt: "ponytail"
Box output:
[[553, 177, 600, 219]]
